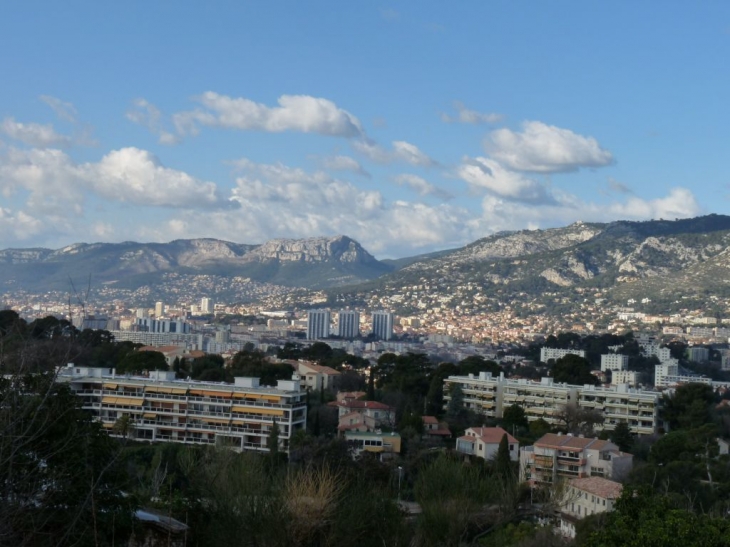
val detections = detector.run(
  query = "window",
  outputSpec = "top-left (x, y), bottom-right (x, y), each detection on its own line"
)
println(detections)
top-left (509, 444), bottom-right (514, 450)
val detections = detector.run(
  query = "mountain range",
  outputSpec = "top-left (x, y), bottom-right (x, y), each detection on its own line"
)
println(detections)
top-left (3, 215), bottom-right (730, 313)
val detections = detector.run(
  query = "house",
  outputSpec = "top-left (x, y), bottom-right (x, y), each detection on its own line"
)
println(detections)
top-left (328, 399), bottom-right (395, 431)
top-left (520, 433), bottom-right (633, 484)
top-left (291, 360), bottom-right (341, 391)
top-left (456, 427), bottom-right (519, 461)
top-left (558, 477), bottom-right (623, 538)
top-left (337, 391), bottom-right (366, 403)
top-left (344, 431), bottom-right (401, 461)
top-left (422, 416), bottom-right (451, 439)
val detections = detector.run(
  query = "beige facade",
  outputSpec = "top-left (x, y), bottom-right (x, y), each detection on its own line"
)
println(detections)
top-left (519, 433), bottom-right (633, 485)
top-left (558, 477), bottom-right (623, 538)
top-left (58, 366), bottom-right (307, 453)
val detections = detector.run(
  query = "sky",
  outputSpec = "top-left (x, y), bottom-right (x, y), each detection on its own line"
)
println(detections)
top-left (0, 2), bottom-right (728, 258)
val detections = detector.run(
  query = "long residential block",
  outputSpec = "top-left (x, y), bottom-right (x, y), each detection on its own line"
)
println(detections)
top-left (444, 372), bottom-right (660, 435)
top-left (57, 366), bottom-right (307, 453)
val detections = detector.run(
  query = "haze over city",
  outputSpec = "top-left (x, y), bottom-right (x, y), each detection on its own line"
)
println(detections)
top-left (2, 3), bottom-right (729, 257)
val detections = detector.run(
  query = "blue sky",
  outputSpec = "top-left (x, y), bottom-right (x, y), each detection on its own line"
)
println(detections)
top-left (0, 2), bottom-right (728, 257)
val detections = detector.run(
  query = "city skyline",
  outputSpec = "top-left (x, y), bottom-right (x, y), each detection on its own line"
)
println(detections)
top-left (1, 4), bottom-right (729, 257)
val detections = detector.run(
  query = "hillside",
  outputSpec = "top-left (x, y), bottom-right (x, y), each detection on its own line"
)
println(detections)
top-left (0, 235), bottom-right (393, 293)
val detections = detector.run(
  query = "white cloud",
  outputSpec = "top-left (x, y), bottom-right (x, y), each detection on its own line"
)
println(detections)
top-left (394, 174), bottom-right (453, 200)
top-left (173, 92), bottom-right (364, 138)
top-left (1, 117), bottom-right (73, 148)
top-left (441, 101), bottom-right (503, 124)
top-left (353, 139), bottom-right (437, 167)
top-left (39, 95), bottom-right (78, 123)
top-left (87, 148), bottom-right (229, 208)
top-left (457, 156), bottom-right (553, 203)
top-left (476, 187), bottom-right (701, 233)
top-left (0, 146), bottom-right (231, 214)
top-left (486, 121), bottom-right (614, 173)
top-left (126, 98), bottom-right (179, 145)
top-left (0, 207), bottom-right (44, 243)
top-left (140, 158), bottom-right (474, 257)
top-left (320, 155), bottom-right (370, 177)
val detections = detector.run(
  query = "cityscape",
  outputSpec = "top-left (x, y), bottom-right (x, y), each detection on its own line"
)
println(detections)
top-left (2, 2), bottom-right (730, 546)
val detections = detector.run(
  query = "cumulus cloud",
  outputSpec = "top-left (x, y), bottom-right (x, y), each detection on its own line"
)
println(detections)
top-left (126, 98), bottom-right (180, 145)
top-left (173, 92), bottom-right (364, 138)
top-left (486, 121), bottom-right (614, 173)
top-left (441, 101), bottom-right (503, 124)
top-left (1, 118), bottom-right (73, 148)
top-left (87, 148), bottom-right (230, 208)
top-left (0, 207), bottom-right (44, 243)
top-left (457, 156), bottom-right (553, 203)
top-left (0, 146), bottom-right (231, 214)
top-left (353, 139), bottom-right (437, 167)
top-left (39, 95), bottom-right (78, 123)
top-left (394, 174), bottom-right (453, 200)
top-left (320, 155), bottom-right (370, 177)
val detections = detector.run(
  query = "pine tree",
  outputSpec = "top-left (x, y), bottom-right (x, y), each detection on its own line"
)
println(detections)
top-left (611, 421), bottom-right (634, 453)
top-left (367, 368), bottom-right (376, 400)
top-left (425, 374), bottom-right (444, 416)
top-left (446, 383), bottom-right (464, 420)
top-left (495, 433), bottom-right (513, 479)
top-left (267, 418), bottom-right (280, 458)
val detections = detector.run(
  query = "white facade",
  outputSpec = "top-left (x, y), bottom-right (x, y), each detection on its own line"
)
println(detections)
top-left (540, 348), bottom-right (586, 363)
top-left (558, 477), bottom-right (623, 538)
top-left (201, 297), bottom-right (213, 314)
top-left (136, 318), bottom-right (190, 334)
top-left (371, 310), bottom-right (394, 341)
top-left (611, 370), bottom-right (639, 387)
top-left (337, 310), bottom-right (360, 339)
top-left (455, 427), bottom-right (519, 461)
top-left (444, 372), bottom-right (660, 435)
top-left (600, 354), bottom-right (628, 372)
top-left (307, 309), bottom-right (331, 340)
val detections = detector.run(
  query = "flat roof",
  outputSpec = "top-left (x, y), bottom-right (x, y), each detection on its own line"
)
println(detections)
top-left (58, 374), bottom-right (303, 395)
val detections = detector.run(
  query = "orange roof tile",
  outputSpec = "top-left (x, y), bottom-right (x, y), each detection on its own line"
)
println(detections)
top-left (570, 477), bottom-right (623, 500)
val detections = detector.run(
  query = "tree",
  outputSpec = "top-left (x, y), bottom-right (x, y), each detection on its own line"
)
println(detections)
top-left (367, 368), bottom-right (375, 400)
top-left (268, 419), bottom-right (280, 459)
top-left (552, 354), bottom-right (599, 385)
top-left (611, 421), bottom-right (634, 453)
top-left (583, 487), bottom-right (730, 547)
top-left (502, 404), bottom-right (529, 433)
top-left (495, 433), bottom-right (513, 479)
top-left (446, 383), bottom-right (464, 420)
top-left (117, 350), bottom-right (168, 373)
top-left (425, 374), bottom-right (444, 416)
top-left (0, 375), bottom-right (134, 545)
top-left (662, 383), bottom-right (716, 431)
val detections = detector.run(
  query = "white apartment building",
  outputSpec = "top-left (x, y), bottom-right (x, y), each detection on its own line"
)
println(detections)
top-left (540, 348), bottom-right (586, 363)
top-left (519, 433), bottom-right (633, 485)
top-left (611, 370), bottom-right (639, 388)
top-left (444, 372), bottom-right (660, 435)
top-left (655, 361), bottom-right (712, 388)
top-left (201, 297), bottom-right (214, 314)
top-left (307, 309), bottom-right (331, 340)
top-left (600, 354), bottom-right (628, 372)
top-left (57, 366), bottom-right (307, 453)
top-left (371, 310), bottom-right (395, 341)
top-left (337, 310), bottom-right (360, 339)
top-left (558, 477), bottom-right (623, 538)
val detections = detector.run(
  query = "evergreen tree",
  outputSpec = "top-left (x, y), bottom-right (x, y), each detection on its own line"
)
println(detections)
top-left (611, 421), bottom-right (634, 452)
top-left (495, 433), bottom-right (512, 479)
top-left (268, 418), bottom-right (280, 458)
top-left (425, 374), bottom-right (444, 416)
top-left (367, 368), bottom-right (376, 400)
top-left (446, 383), bottom-right (464, 420)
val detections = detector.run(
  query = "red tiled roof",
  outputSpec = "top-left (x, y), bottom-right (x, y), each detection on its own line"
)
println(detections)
top-left (570, 477), bottom-right (623, 500)
top-left (422, 416), bottom-right (439, 424)
top-left (535, 433), bottom-right (615, 451)
top-left (467, 427), bottom-right (517, 444)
